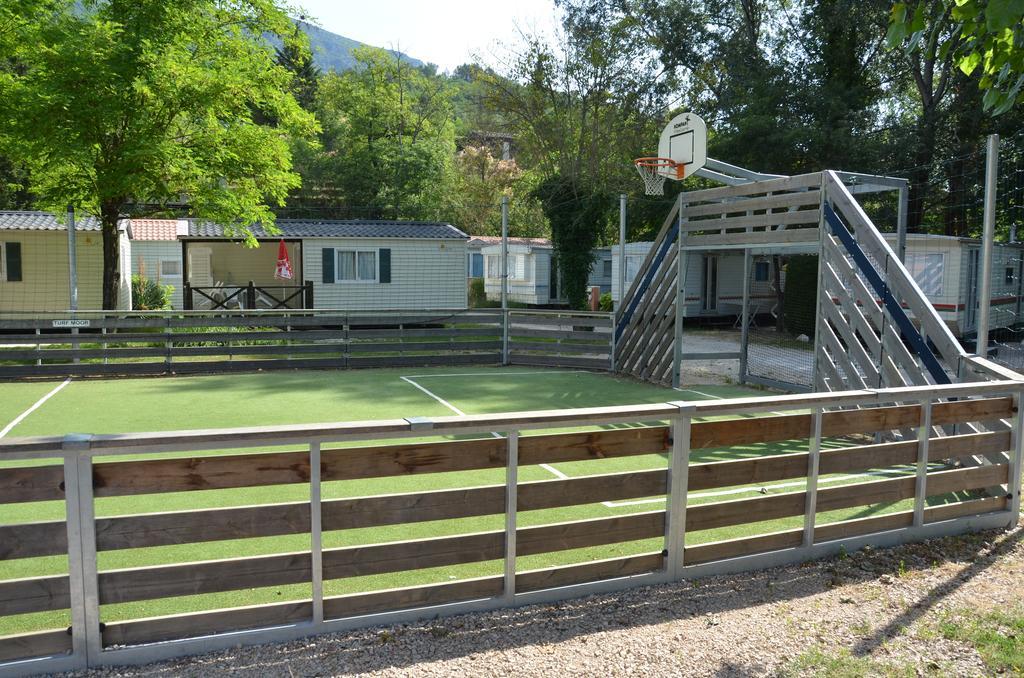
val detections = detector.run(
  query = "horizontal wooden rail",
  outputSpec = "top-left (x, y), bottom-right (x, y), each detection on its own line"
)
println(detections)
top-left (686, 464), bottom-right (1008, 533)
top-left (685, 495), bottom-right (1009, 565)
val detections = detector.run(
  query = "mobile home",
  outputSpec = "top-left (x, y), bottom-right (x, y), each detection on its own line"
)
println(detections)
top-left (0, 211), bottom-right (131, 313)
top-left (130, 219), bottom-right (188, 309)
top-left (612, 243), bottom-right (782, 318)
top-left (183, 219), bottom-right (469, 311)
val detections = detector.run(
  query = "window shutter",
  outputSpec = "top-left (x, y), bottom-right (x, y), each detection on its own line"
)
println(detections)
top-left (5, 242), bottom-right (22, 282)
top-left (321, 248), bottom-right (334, 283)
top-left (379, 248), bottom-right (391, 283)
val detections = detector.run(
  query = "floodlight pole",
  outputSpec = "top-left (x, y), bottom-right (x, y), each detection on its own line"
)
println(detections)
top-left (978, 134), bottom-right (998, 357)
top-left (67, 205), bottom-right (78, 312)
top-left (501, 195), bottom-right (510, 365)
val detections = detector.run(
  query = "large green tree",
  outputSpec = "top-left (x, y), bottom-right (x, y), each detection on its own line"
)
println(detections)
top-left (0, 0), bottom-right (317, 308)
top-left (483, 0), bottom-right (669, 308)
top-left (888, 0), bottom-right (1024, 115)
top-left (300, 47), bottom-right (457, 220)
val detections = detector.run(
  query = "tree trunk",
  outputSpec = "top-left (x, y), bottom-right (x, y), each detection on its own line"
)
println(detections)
top-left (906, 110), bottom-right (939, 233)
top-left (100, 201), bottom-right (121, 310)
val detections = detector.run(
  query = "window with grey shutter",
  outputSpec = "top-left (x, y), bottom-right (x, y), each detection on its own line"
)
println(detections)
top-left (379, 248), bottom-right (391, 283)
top-left (4, 242), bottom-right (22, 282)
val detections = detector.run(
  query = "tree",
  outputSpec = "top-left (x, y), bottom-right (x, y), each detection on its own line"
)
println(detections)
top-left (888, 0), bottom-right (1024, 115)
top-left (483, 0), bottom-right (668, 307)
top-left (0, 0), bottom-right (317, 308)
top-left (450, 145), bottom-right (548, 237)
top-left (304, 47), bottom-right (457, 220)
top-left (277, 28), bottom-right (321, 112)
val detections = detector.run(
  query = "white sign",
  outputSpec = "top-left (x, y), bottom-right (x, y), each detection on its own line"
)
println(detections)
top-left (52, 319), bottom-right (91, 328)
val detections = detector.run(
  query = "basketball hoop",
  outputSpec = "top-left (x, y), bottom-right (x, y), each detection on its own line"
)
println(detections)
top-left (634, 157), bottom-right (684, 195)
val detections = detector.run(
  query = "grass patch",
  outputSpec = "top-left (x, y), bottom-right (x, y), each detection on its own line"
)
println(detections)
top-left (784, 647), bottom-right (918, 678)
top-left (938, 607), bottom-right (1024, 674)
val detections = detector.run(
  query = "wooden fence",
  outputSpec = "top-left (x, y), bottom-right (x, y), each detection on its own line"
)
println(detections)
top-left (0, 378), bottom-right (1020, 674)
top-left (0, 310), bottom-right (614, 378)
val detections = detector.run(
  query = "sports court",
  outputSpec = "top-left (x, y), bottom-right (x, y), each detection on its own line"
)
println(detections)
top-left (0, 366), bottom-right (962, 638)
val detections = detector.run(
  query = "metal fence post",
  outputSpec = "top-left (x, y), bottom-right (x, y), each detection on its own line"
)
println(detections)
top-left (503, 431), bottom-right (519, 602)
top-left (1009, 392), bottom-right (1024, 525)
top-left (310, 442), bottom-right (324, 624)
top-left (977, 133), bottom-right (999, 357)
top-left (803, 407), bottom-right (822, 548)
top-left (739, 249), bottom-right (751, 384)
top-left (62, 434), bottom-right (100, 666)
top-left (665, 403), bottom-right (694, 579)
top-left (914, 399), bottom-right (933, 527)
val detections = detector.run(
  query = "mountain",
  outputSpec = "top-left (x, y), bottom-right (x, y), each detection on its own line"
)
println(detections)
top-left (296, 20), bottom-right (425, 72)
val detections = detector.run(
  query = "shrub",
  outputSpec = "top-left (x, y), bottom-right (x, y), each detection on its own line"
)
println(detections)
top-left (599, 292), bottom-right (613, 312)
top-left (468, 277), bottom-right (486, 308)
top-left (132, 274), bottom-right (174, 311)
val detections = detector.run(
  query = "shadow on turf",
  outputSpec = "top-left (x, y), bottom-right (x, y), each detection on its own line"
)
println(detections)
top-left (121, 525), bottom-right (1019, 677)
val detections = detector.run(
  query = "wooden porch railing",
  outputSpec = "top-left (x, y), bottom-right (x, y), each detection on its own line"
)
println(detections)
top-left (1, 378), bottom-right (1020, 674)
top-left (183, 281), bottom-right (314, 310)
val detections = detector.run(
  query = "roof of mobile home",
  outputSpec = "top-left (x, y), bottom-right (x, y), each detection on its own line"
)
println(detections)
top-left (468, 236), bottom-right (551, 248)
top-left (186, 219), bottom-right (468, 240)
top-left (0, 210), bottom-right (102, 231)
top-left (131, 219), bottom-right (186, 241)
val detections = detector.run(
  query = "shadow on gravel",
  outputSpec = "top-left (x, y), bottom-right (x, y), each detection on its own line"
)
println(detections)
top-left (850, 525), bottom-right (1022, 657)
top-left (97, 526), bottom-right (1019, 677)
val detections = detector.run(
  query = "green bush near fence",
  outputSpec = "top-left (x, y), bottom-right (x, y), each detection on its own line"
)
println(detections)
top-left (131, 274), bottom-right (174, 311)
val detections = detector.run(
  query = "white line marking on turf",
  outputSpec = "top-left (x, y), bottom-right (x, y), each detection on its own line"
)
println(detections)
top-left (402, 370), bottom-right (587, 379)
top-left (400, 376), bottom-right (467, 416)
top-left (401, 373), bottom-right (595, 481)
top-left (602, 466), bottom-right (934, 507)
top-left (674, 387), bottom-right (790, 416)
top-left (540, 463), bottom-right (569, 479)
top-left (0, 378), bottom-right (71, 438)
top-left (400, 376), bottom-right (502, 439)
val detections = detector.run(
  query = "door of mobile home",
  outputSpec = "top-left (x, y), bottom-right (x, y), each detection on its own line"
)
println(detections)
top-left (701, 254), bottom-right (718, 312)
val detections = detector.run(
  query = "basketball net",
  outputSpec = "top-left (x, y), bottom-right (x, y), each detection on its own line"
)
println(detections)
top-left (634, 158), bottom-right (683, 196)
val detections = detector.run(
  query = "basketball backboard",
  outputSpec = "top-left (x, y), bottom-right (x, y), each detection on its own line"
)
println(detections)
top-left (657, 112), bottom-right (707, 179)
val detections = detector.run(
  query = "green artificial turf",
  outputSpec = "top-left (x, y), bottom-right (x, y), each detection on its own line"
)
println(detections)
top-left (0, 367), bottom-right (974, 639)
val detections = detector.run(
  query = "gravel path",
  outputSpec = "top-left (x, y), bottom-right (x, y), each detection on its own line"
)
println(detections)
top-left (65, 522), bottom-right (1024, 678)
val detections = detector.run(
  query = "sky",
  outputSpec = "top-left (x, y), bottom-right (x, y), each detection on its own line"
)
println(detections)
top-left (297, 0), bottom-right (561, 72)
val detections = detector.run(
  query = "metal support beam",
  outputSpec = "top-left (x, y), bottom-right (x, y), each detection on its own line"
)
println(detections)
top-left (672, 195), bottom-right (685, 388)
top-left (896, 183), bottom-right (909, 263)
top-left (978, 134), bottom-right (999, 357)
top-left (803, 408), bottom-right (822, 547)
top-left (501, 196), bottom-right (510, 365)
top-left (739, 249), bottom-right (751, 384)
top-left (67, 205), bottom-right (78, 312)
top-left (914, 400), bottom-right (932, 527)
top-left (310, 442), bottom-right (323, 623)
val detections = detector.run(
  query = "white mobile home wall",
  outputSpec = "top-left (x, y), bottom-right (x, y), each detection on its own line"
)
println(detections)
top-left (482, 244), bottom-right (555, 305)
top-left (306, 237), bottom-right (467, 310)
top-left (132, 241), bottom-right (184, 309)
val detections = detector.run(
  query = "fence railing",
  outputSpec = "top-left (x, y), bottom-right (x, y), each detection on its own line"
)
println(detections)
top-left (1, 379), bottom-right (1020, 674)
top-left (0, 309), bottom-right (615, 378)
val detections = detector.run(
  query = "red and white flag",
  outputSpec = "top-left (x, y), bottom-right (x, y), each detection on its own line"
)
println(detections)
top-left (274, 239), bottom-right (293, 280)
